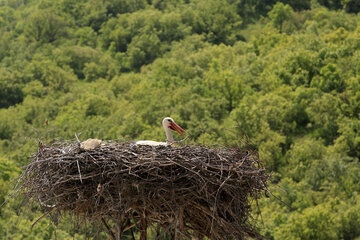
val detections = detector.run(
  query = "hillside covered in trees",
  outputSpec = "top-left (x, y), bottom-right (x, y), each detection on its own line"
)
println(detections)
top-left (1, 0), bottom-right (360, 239)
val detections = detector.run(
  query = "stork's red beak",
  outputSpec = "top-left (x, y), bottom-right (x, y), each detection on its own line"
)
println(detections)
top-left (169, 122), bottom-right (189, 136)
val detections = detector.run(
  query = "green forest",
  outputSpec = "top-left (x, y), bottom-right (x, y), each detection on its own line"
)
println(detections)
top-left (1, 0), bottom-right (360, 239)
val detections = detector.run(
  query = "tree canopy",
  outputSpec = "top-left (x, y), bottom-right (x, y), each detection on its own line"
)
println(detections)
top-left (0, 0), bottom-right (360, 239)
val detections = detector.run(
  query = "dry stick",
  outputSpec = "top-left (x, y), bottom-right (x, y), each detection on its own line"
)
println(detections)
top-left (156, 223), bottom-right (161, 239)
top-left (75, 133), bottom-right (81, 145)
top-left (122, 219), bottom-right (141, 232)
top-left (96, 223), bottom-right (101, 240)
top-left (179, 207), bottom-right (184, 234)
top-left (1, 166), bottom-right (31, 208)
top-left (155, 220), bottom-right (175, 240)
top-left (130, 215), bottom-right (139, 240)
top-left (210, 175), bottom-right (232, 236)
top-left (130, 227), bottom-right (136, 240)
top-left (76, 160), bottom-right (83, 184)
top-left (170, 135), bottom-right (189, 145)
top-left (174, 219), bottom-right (179, 240)
top-left (174, 207), bottom-right (185, 240)
top-left (53, 226), bottom-right (58, 240)
top-left (31, 208), bottom-right (56, 230)
top-left (101, 217), bottom-right (116, 240)
top-left (263, 185), bottom-right (291, 209)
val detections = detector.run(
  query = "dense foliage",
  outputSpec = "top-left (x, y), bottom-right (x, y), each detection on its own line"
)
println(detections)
top-left (0, 0), bottom-right (360, 239)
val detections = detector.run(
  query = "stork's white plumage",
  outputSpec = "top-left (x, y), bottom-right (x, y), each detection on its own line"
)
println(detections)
top-left (134, 117), bottom-right (188, 146)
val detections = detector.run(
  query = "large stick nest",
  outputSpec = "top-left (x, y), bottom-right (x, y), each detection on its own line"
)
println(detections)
top-left (21, 141), bottom-right (269, 239)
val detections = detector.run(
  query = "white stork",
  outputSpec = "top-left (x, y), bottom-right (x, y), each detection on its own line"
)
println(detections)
top-left (134, 117), bottom-right (188, 146)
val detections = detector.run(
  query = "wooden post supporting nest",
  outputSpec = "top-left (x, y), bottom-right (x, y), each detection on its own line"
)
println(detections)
top-left (174, 207), bottom-right (185, 240)
top-left (115, 221), bottom-right (122, 240)
top-left (140, 217), bottom-right (147, 240)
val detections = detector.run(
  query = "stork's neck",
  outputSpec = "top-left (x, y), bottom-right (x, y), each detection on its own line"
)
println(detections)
top-left (164, 126), bottom-right (174, 143)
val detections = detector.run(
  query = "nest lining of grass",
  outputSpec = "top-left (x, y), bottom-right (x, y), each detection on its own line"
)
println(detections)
top-left (21, 141), bottom-right (269, 240)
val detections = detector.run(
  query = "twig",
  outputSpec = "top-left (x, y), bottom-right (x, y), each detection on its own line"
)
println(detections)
top-left (54, 226), bottom-right (57, 240)
top-left (210, 174), bottom-right (232, 234)
top-left (31, 208), bottom-right (56, 230)
top-left (122, 219), bottom-right (141, 232)
top-left (156, 220), bottom-right (175, 240)
top-left (264, 185), bottom-right (291, 209)
top-left (75, 133), bottom-right (81, 145)
top-left (102, 218), bottom-right (116, 240)
top-left (130, 227), bottom-right (136, 240)
top-left (76, 160), bottom-right (83, 184)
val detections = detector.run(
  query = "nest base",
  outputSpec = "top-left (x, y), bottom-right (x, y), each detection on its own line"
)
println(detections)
top-left (21, 142), bottom-right (269, 239)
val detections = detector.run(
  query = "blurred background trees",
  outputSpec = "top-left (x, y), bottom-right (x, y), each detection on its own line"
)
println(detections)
top-left (0, 0), bottom-right (360, 239)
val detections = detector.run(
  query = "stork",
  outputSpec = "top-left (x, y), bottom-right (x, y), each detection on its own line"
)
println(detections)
top-left (134, 117), bottom-right (188, 146)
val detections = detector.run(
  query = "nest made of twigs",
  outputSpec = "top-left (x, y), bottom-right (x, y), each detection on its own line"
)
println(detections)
top-left (21, 141), bottom-right (269, 240)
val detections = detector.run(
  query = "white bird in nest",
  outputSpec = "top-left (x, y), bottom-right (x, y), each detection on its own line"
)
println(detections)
top-left (134, 117), bottom-right (189, 146)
